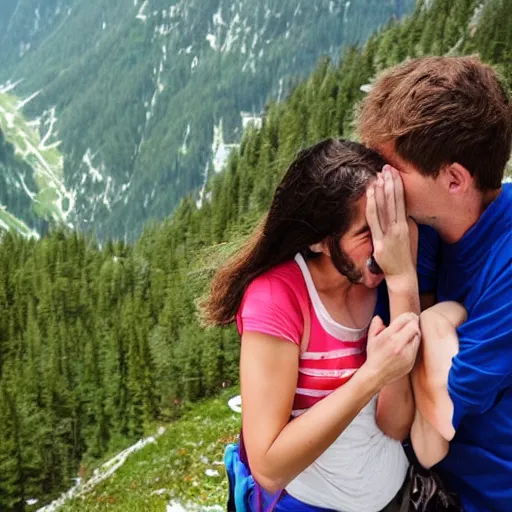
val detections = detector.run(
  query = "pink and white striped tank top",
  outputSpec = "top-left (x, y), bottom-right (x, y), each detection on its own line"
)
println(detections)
top-left (236, 253), bottom-right (368, 416)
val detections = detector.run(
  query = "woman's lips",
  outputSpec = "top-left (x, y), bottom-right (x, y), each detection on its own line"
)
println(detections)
top-left (366, 255), bottom-right (383, 275)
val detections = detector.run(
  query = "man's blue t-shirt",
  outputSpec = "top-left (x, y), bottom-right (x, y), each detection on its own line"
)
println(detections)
top-left (417, 183), bottom-right (512, 512)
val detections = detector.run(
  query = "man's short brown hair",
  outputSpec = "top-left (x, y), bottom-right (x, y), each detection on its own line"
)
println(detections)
top-left (357, 55), bottom-right (512, 190)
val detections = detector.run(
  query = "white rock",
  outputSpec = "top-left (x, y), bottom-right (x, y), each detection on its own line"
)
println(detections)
top-left (150, 488), bottom-right (168, 496)
top-left (228, 395), bottom-right (242, 413)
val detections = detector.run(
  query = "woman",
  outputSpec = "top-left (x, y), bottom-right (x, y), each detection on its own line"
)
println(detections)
top-left (203, 139), bottom-right (421, 511)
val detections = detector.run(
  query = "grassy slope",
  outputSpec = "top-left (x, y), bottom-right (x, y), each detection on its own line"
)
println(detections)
top-left (59, 389), bottom-right (241, 512)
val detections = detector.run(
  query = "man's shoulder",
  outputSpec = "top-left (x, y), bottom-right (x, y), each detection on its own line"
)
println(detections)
top-left (469, 231), bottom-right (512, 316)
top-left (458, 226), bottom-right (511, 312)
top-left (475, 184), bottom-right (512, 276)
top-left (485, 227), bottom-right (512, 271)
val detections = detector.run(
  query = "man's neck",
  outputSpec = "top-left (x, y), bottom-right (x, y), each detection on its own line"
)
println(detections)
top-left (435, 188), bottom-right (502, 244)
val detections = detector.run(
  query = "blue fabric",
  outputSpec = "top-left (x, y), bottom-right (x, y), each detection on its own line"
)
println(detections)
top-left (224, 443), bottom-right (336, 512)
top-left (253, 489), bottom-right (337, 512)
top-left (418, 183), bottom-right (512, 512)
top-left (416, 223), bottom-right (441, 294)
top-left (374, 280), bottom-right (390, 326)
top-left (224, 443), bottom-right (255, 512)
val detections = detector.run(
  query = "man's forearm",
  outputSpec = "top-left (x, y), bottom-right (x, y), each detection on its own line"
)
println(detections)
top-left (410, 407), bottom-right (449, 468)
top-left (376, 275), bottom-right (419, 439)
top-left (412, 359), bottom-right (455, 442)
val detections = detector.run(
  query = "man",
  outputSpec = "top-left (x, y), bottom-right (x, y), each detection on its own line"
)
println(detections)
top-left (357, 55), bottom-right (512, 512)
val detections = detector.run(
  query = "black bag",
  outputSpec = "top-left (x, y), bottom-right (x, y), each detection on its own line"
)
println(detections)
top-left (402, 439), bottom-right (462, 512)
top-left (408, 467), bottom-right (461, 512)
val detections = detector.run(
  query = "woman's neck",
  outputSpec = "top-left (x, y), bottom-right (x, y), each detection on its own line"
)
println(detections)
top-left (306, 256), bottom-right (376, 329)
top-left (307, 255), bottom-right (354, 295)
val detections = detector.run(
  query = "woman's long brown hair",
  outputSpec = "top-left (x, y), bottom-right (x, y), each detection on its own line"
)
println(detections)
top-left (202, 138), bottom-right (385, 326)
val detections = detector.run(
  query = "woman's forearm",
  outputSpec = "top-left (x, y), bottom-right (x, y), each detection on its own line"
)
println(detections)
top-left (252, 367), bottom-right (380, 493)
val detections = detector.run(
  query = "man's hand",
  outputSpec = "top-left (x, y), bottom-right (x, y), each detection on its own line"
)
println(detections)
top-left (366, 166), bottom-right (416, 288)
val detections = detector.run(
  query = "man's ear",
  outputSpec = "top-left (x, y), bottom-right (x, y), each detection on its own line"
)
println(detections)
top-left (442, 163), bottom-right (473, 195)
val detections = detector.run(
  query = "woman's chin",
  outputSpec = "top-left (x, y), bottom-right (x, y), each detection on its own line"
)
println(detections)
top-left (362, 269), bottom-right (385, 288)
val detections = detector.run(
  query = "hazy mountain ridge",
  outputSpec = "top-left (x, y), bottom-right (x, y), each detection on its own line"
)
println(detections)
top-left (0, 0), bottom-right (414, 240)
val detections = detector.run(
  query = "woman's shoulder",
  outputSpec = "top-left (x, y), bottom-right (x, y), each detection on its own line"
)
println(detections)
top-left (246, 258), bottom-right (306, 303)
top-left (237, 259), bottom-right (307, 343)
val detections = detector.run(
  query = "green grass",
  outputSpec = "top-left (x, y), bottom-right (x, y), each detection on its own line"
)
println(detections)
top-left (59, 389), bottom-right (241, 511)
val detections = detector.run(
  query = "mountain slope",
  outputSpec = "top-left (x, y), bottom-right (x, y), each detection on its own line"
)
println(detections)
top-left (0, 0), bottom-right (415, 240)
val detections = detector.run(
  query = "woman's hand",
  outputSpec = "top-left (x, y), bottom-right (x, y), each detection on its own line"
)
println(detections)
top-left (366, 166), bottom-right (417, 288)
top-left (363, 313), bottom-right (420, 388)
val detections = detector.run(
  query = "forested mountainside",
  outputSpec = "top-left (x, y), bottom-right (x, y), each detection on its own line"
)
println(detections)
top-left (1, 0), bottom-right (511, 509)
top-left (0, 0), bottom-right (414, 241)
